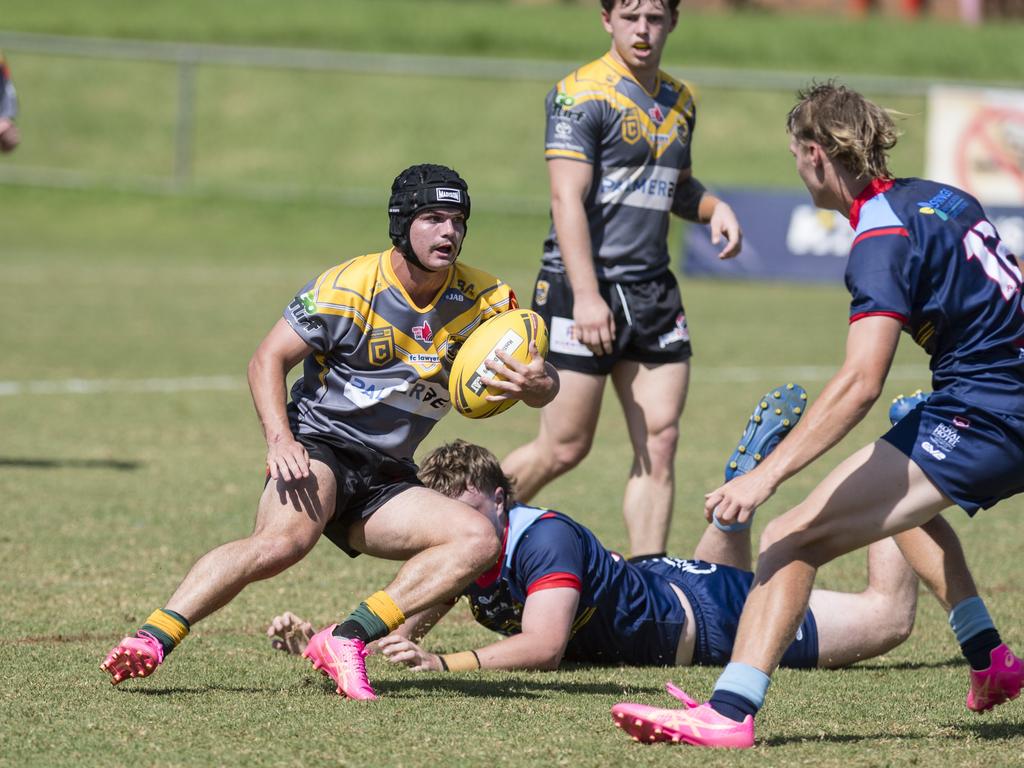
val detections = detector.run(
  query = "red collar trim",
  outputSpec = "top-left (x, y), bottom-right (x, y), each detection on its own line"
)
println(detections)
top-left (474, 521), bottom-right (509, 588)
top-left (848, 178), bottom-right (895, 231)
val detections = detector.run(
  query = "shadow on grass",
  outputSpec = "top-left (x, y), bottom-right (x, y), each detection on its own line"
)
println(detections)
top-left (0, 457), bottom-right (142, 471)
top-left (848, 655), bottom-right (963, 671)
top-left (763, 718), bottom-right (1024, 747)
top-left (372, 677), bottom-right (664, 699)
top-left (122, 685), bottom-right (273, 696)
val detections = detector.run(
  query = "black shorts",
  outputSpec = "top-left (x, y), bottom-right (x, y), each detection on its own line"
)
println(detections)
top-left (265, 433), bottom-right (422, 558)
top-left (531, 268), bottom-right (693, 376)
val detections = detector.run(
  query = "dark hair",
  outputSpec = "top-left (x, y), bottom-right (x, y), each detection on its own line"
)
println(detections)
top-left (418, 440), bottom-right (515, 503)
top-left (601, 0), bottom-right (680, 13)
top-left (786, 81), bottom-right (899, 180)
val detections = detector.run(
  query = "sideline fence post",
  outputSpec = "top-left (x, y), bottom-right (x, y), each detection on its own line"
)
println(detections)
top-left (174, 56), bottom-right (197, 187)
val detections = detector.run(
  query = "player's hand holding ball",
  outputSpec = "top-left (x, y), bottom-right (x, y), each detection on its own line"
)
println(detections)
top-left (448, 309), bottom-right (555, 419)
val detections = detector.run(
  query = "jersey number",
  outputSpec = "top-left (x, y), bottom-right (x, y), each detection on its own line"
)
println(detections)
top-left (963, 220), bottom-right (1022, 302)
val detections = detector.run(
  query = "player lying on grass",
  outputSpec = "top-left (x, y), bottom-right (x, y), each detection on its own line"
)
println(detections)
top-left (100, 164), bottom-right (558, 700)
top-left (267, 391), bottom-right (920, 676)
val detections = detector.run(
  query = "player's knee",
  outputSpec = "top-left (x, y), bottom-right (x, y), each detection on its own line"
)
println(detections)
top-left (641, 422), bottom-right (679, 469)
top-left (548, 437), bottom-right (592, 473)
top-left (452, 516), bottom-right (501, 573)
top-left (250, 533), bottom-right (315, 579)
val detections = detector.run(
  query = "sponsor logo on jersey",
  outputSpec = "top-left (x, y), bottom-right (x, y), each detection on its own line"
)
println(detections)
top-left (534, 280), bottom-right (550, 307)
top-left (621, 109), bottom-right (641, 144)
top-left (917, 188), bottom-right (967, 221)
top-left (435, 188), bottom-right (462, 203)
top-left (599, 165), bottom-right (678, 211)
top-left (555, 92), bottom-right (575, 108)
top-left (658, 312), bottom-right (690, 348)
top-left (443, 289), bottom-right (465, 303)
top-left (288, 291), bottom-right (324, 332)
top-left (407, 354), bottom-right (440, 364)
top-left (554, 121), bottom-right (573, 139)
top-left (953, 415), bottom-right (971, 429)
top-left (413, 320), bottom-right (434, 344)
top-left (368, 327), bottom-right (395, 366)
top-left (343, 375), bottom-right (450, 417)
top-left (920, 440), bottom-right (947, 460)
top-left (930, 423), bottom-right (961, 451)
top-left (648, 105), bottom-right (665, 124)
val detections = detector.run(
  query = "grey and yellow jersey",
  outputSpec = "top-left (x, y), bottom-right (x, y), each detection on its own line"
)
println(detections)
top-left (283, 250), bottom-right (518, 460)
top-left (542, 54), bottom-right (697, 283)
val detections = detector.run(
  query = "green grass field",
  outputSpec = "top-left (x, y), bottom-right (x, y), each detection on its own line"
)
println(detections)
top-left (3, 3), bottom-right (1024, 766)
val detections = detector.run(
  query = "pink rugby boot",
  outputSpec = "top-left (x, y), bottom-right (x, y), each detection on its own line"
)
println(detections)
top-left (611, 682), bottom-right (754, 749)
top-left (302, 624), bottom-right (377, 701)
top-left (967, 643), bottom-right (1024, 712)
top-left (100, 631), bottom-right (164, 685)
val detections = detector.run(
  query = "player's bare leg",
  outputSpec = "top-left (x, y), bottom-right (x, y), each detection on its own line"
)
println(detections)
top-left (612, 360), bottom-right (689, 558)
top-left (502, 370), bottom-right (605, 501)
top-left (101, 461), bottom-right (335, 684)
top-left (731, 441), bottom-right (948, 676)
top-left (810, 536), bottom-right (918, 668)
top-left (301, 486), bottom-right (501, 700)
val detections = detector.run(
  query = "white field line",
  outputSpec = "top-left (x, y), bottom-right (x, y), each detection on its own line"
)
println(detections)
top-left (0, 366), bottom-right (929, 397)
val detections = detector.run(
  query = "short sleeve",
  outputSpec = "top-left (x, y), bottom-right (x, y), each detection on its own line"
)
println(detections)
top-left (544, 85), bottom-right (601, 164)
top-left (513, 516), bottom-right (585, 596)
top-left (283, 271), bottom-right (354, 353)
top-left (846, 231), bottom-right (913, 324)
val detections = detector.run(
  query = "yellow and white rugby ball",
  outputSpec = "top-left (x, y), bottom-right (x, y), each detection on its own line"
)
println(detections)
top-left (448, 309), bottom-right (549, 419)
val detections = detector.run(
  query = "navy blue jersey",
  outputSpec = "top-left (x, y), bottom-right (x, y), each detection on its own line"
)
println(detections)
top-left (463, 504), bottom-right (686, 665)
top-left (846, 178), bottom-right (1024, 415)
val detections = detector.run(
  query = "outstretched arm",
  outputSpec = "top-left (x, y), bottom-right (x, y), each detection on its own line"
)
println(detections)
top-left (705, 315), bottom-right (901, 528)
top-left (379, 588), bottom-right (580, 672)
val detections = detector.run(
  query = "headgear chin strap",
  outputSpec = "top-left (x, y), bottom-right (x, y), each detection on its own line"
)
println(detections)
top-left (388, 164), bottom-right (471, 271)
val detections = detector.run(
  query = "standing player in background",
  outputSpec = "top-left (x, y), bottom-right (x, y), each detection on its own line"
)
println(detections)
top-left (0, 51), bottom-right (20, 153)
top-left (502, 0), bottom-right (742, 560)
top-left (612, 82), bottom-right (1024, 749)
top-left (101, 164), bottom-right (559, 701)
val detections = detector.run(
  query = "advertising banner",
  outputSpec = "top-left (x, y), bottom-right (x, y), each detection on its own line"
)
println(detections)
top-left (683, 187), bottom-right (1024, 282)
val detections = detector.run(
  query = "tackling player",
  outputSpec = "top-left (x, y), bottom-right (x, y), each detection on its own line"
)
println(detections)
top-left (100, 164), bottom-right (559, 700)
top-left (612, 82), bottom-right (1024, 749)
top-left (267, 428), bottom-right (919, 677)
top-left (502, 0), bottom-right (742, 561)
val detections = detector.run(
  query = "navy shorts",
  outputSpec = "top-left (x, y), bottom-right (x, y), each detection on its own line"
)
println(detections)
top-left (265, 433), bottom-right (421, 558)
top-left (531, 268), bottom-right (693, 376)
top-left (882, 391), bottom-right (1024, 515)
top-left (635, 557), bottom-right (819, 669)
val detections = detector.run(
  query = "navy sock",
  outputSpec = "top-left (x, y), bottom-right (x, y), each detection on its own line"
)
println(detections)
top-left (963, 628), bottom-right (1002, 671)
top-left (709, 689), bottom-right (759, 722)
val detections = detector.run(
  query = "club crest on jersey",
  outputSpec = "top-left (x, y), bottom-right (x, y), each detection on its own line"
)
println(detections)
top-left (622, 109), bottom-right (641, 144)
top-left (534, 280), bottom-right (550, 307)
top-left (413, 321), bottom-right (434, 345)
top-left (368, 327), bottom-right (395, 366)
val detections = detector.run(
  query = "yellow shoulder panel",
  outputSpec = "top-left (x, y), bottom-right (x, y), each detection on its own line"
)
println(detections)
top-left (312, 251), bottom-right (385, 329)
